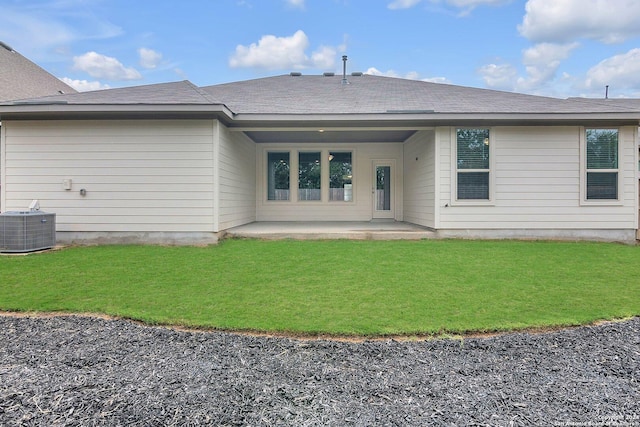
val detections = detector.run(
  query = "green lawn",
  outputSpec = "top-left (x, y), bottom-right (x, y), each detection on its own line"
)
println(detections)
top-left (1, 239), bottom-right (638, 336)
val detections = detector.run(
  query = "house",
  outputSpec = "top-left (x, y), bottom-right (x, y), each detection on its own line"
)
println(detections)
top-left (0, 41), bottom-right (77, 211)
top-left (0, 41), bottom-right (76, 102)
top-left (0, 71), bottom-right (639, 244)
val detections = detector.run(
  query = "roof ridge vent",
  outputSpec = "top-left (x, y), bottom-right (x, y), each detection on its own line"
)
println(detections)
top-left (290, 72), bottom-right (302, 77)
top-left (351, 72), bottom-right (363, 77)
top-left (323, 72), bottom-right (335, 77)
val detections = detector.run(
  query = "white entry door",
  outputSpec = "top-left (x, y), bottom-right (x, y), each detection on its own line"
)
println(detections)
top-left (372, 161), bottom-right (394, 219)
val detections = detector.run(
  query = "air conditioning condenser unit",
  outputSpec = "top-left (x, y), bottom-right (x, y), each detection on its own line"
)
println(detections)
top-left (0, 211), bottom-right (56, 253)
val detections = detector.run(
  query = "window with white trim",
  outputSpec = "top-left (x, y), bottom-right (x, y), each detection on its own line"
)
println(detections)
top-left (329, 151), bottom-right (353, 201)
top-left (456, 128), bottom-right (491, 200)
top-left (265, 149), bottom-right (355, 203)
top-left (267, 152), bottom-right (290, 201)
top-left (585, 128), bottom-right (618, 200)
top-left (298, 151), bottom-right (321, 201)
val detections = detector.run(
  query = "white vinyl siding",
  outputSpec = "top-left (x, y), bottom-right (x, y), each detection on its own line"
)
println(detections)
top-left (436, 127), bottom-right (451, 229)
top-left (403, 130), bottom-right (436, 228)
top-left (438, 126), bottom-right (637, 230)
top-left (217, 124), bottom-right (256, 231)
top-left (2, 120), bottom-right (216, 232)
top-left (0, 124), bottom-right (5, 211)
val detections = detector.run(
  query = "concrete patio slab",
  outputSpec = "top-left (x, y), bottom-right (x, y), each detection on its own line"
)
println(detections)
top-left (225, 221), bottom-right (436, 240)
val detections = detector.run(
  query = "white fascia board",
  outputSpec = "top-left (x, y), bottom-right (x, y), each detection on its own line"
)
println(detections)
top-left (228, 112), bottom-right (640, 125)
top-left (228, 125), bottom-right (437, 132)
top-left (0, 104), bottom-right (235, 119)
top-left (1, 105), bottom-right (638, 126)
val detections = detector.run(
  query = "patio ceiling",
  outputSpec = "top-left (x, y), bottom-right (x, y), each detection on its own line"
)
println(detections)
top-left (244, 129), bottom-right (417, 144)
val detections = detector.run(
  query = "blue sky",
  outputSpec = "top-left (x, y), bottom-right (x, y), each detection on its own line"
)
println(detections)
top-left (2, 0), bottom-right (640, 98)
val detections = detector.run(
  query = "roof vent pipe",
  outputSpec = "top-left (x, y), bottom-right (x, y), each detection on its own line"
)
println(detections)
top-left (342, 55), bottom-right (349, 85)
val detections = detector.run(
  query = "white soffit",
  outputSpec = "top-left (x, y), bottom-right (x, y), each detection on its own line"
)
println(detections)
top-left (244, 129), bottom-right (418, 143)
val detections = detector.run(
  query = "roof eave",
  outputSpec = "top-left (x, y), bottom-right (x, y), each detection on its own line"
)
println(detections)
top-left (1, 107), bottom-right (639, 128)
top-left (0, 103), bottom-right (235, 123)
top-left (227, 112), bottom-right (640, 129)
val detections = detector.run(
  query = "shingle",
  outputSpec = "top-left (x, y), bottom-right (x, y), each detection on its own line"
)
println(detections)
top-left (3, 67), bottom-right (640, 116)
top-left (567, 97), bottom-right (640, 111)
top-left (0, 42), bottom-right (77, 101)
top-left (201, 74), bottom-right (640, 115)
top-left (9, 80), bottom-right (216, 105)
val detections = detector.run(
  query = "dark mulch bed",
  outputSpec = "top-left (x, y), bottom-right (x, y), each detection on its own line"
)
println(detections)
top-left (0, 315), bottom-right (638, 426)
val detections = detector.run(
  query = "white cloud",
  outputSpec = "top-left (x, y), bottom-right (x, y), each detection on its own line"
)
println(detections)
top-left (516, 42), bottom-right (579, 90)
top-left (443, 0), bottom-right (511, 14)
top-left (445, 0), bottom-right (510, 6)
top-left (422, 76), bottom-right (451, 84)
top-left (365, 67), bottom-right (451, 83)
top-left (285, 0), bottom-right (305, 8)
top-left (477, 43), bottom-right (579, 94)
top-left (310, 46), bottom-right (337, 69)
top-left (404, 71), bottom-right (421, 80)
top-left (390, 0), bottom-right (509, 13)
top-left (0, 10), bottom-right (74, 52)
top-left (519, 0), bottom-right (640, 43)
top-left (60, 77), bottom-right (110, 92)
top-left (138, 48), bottom-right (163, 69)
top-left (337, 34), bottom-right (349, 54)
top-left (229, 30), bottom-right (338, 70)
top-left (0, 3), bottom-right (122, 61)
top-left (477, 63), bottom-right (518, 90)
top-left (366, 67), bottom-right (401, 77)
top-left (388, 0), bottom-right (422, 9)
top-left (72, 51), bottom-right (142, 81)
top-left (174, 68), bottom-right (188, 79)
top-left (584, 48), bottom-right (640, 93)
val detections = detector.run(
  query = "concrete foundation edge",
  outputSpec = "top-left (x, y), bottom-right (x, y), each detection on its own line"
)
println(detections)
top-left (56, 231), bottom-right (224, 246)
top-left (55, 228), bottom-right (637, 245)
top-left (434, 228), bottom-right (638, 244)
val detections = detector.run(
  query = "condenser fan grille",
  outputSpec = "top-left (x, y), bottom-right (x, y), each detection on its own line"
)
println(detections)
top-left (0, 211), bottom-right (56, 253)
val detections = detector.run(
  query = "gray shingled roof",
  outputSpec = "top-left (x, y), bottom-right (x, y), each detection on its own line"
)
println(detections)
top-left (568, 97), bottom-right (640, 111)
top-left (2, 71), bottom-right (640, 122)
top-left (200, 74), bottom-right (640, 115)
top-left (17, 80), bottom-right (218, 105)
top-left (0, 41), bottom-right (76, 102)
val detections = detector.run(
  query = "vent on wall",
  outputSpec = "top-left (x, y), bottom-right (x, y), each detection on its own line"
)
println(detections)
top-left (0, 211), bottom-right (56, 253)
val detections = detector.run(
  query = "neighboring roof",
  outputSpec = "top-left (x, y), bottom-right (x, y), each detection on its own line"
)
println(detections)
top-left (0, 41), bottom-right (76, 102)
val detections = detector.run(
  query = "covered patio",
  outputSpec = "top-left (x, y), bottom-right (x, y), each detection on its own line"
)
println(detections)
top-left (224, 221), bottom-right (435, 240)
